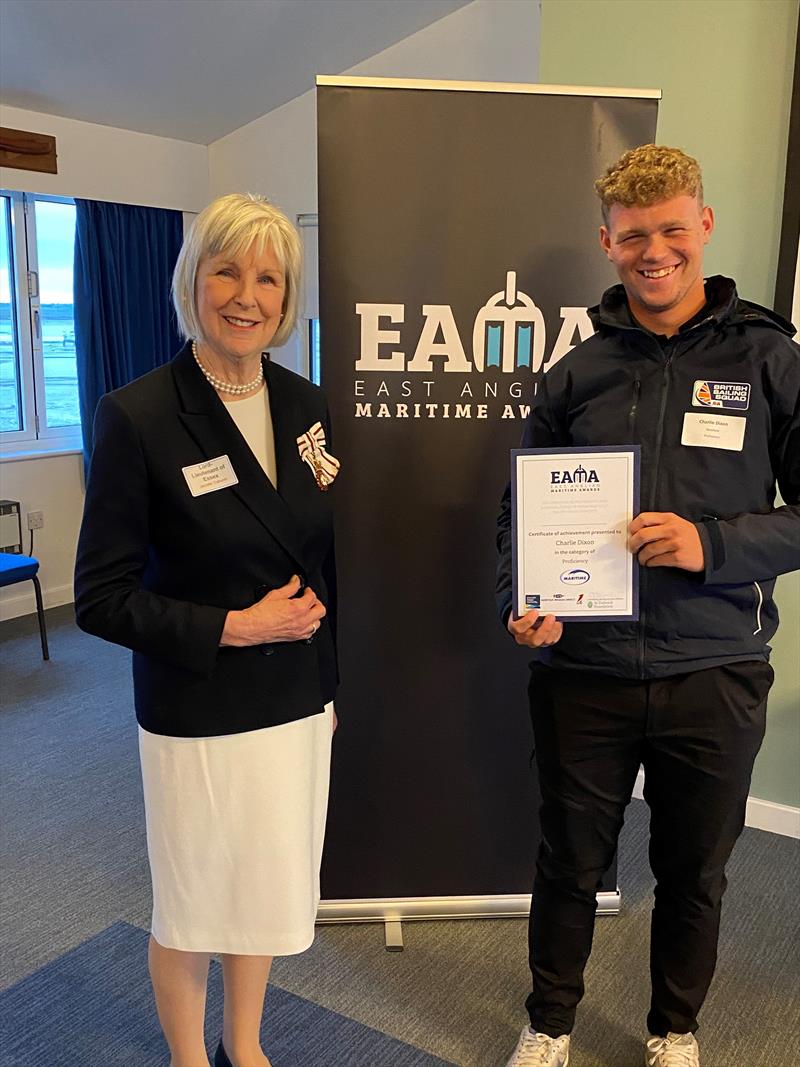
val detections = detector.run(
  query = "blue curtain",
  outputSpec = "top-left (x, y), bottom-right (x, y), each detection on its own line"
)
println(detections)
top-left (74, 199), bottom-right (183, 462)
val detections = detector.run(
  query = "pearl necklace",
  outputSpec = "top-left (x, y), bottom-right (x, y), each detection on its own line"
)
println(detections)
top-left (192, 341), bottom-right (264, 396)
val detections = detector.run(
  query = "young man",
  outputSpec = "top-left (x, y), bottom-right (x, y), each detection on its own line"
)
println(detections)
top-left (496, 145), bottom-right (800, 1067)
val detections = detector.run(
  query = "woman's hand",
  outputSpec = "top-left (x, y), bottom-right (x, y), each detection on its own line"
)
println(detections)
top-left (221, 575), bottom-right (326, 646)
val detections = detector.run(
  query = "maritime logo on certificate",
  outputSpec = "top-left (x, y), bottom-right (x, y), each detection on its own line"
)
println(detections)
top-left (514, 447), bottom-right (639, 622)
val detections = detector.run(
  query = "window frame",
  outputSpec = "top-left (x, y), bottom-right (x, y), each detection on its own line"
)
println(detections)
top-left (309, 317), bottom-right (321, 386)
top-left (0, 189), bottom-right (82, 457)
top-left (298, 213), bottom-right (319, 384)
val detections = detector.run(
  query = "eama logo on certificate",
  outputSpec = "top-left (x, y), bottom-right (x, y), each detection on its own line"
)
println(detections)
top-left (560, 568), bottom-right (591, 584)
top-left (550, 464), bottom-right (600, 486)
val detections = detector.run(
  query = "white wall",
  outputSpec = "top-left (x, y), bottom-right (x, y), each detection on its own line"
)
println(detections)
top-left (0, 0), bottom-right (540, 618)
top-left (210, 0), bottom-right (541, 220)
top-left (0, 105), bottom-right (209, 211)
top-left (0, 107), bottom-right (211, 618)
top-left (208, 0), bottom-right (542, 372)
top-left (0, 453), bottom-right (84, 619)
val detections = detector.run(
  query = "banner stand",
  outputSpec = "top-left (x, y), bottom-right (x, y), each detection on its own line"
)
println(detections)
top-left (318, 892), bottom-right (621, 950)
top-left (316, 76), bottom-right (659, 940)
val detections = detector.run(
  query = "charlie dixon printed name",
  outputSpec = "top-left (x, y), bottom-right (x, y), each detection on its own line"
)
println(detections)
top-left (352, 272), bottom-right (593, 420)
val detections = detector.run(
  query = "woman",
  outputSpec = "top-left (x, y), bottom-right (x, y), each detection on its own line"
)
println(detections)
top-left (75, 193), bottom-right (339, 1067)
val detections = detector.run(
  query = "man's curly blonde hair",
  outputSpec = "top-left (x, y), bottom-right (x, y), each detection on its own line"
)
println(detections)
top-left (595, 144), bottom-right (703, 224)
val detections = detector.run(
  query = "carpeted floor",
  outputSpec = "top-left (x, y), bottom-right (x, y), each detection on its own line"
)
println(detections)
top-left (0, 922), bottom-right (454, 1067)
top-left (1, 606), bottom-right (799, 1066)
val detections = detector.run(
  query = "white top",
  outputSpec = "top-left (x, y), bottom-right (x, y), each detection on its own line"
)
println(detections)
top-left (223, 383), bottom-right (277, 487)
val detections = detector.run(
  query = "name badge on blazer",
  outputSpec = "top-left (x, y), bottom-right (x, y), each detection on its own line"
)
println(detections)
top-left (182, 455), bottom-right (239, 497)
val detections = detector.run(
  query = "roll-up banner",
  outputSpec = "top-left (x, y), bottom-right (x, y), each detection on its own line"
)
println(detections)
top-left (317, 78), bottom-right (659, 919)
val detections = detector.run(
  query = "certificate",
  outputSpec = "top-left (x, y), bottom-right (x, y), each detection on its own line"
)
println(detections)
top-left (512, 446), bottom-right (640, 622)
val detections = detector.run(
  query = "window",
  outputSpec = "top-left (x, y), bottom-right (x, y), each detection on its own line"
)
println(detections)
top-left (298, 213), bottom-right (319, 384)
top-left (0, 191), bottom-right (81, 453)
top-left (309, 318), bottom-right (321, 385)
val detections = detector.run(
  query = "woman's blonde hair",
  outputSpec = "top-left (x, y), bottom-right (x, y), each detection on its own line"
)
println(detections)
top-left (595, 145), bottom-right (704, 223)
top-left (172, 192), bottom-right (302, 350)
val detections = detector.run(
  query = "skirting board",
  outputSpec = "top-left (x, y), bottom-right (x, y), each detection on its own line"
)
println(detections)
top-left (318, 891), bottom-right (621, 924)
top-left (632, 767), bottom-right (800, 839)
top-left (0, 581), bottom-right (73, 622)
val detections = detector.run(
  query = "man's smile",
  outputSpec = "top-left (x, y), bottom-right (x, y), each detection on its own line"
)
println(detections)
top-left (639, 266), bottom-right (679, 279)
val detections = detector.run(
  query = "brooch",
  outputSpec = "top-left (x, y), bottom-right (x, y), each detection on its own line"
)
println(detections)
top-left (296, 422), bottom-right (340, 491)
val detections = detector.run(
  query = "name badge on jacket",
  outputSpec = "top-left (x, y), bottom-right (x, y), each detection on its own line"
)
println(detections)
top-left (681, 412), bottom-right (746, 452)
top-left (182, 455), bottom-right (239, 497)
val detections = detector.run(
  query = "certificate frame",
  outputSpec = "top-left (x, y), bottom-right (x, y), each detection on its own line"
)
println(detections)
top-left (511, 445), bottom-right (640, 623)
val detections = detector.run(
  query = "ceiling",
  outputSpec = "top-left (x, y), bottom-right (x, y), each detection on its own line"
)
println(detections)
top-left (0, 0), bottom-right (471, 144)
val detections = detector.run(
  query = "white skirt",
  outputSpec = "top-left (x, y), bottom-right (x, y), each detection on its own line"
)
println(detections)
top-left (138, 704), bottom-right (333, 956)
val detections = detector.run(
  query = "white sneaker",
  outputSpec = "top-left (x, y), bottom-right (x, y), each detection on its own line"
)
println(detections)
top-left (506, 1026), bottom-right (570, 1066)
top-left (645, 1032), bottom-right (700, 1066)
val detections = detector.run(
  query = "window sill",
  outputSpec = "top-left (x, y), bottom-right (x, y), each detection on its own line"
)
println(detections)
top-left (0, 444), bottom-right (83, 463)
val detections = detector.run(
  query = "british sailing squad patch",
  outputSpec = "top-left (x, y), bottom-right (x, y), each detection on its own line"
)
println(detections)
top-left (692, 380), bottom-right (750, 411)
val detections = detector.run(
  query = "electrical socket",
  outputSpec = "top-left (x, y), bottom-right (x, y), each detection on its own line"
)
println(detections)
top-left (27, 510), bottom-right (44, 531)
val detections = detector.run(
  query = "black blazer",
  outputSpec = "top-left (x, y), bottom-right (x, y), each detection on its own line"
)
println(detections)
top-left (75, 342), bottom-right (338, 737)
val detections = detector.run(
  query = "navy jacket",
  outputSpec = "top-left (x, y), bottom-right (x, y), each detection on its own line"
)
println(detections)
top-left (496, 277), bottom-right (800, 679)
top-left (75, 342), bottom-right (338, 736)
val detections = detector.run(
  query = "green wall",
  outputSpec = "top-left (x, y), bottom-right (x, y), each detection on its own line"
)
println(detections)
top-left (541, 0), bottom-right (800, 808)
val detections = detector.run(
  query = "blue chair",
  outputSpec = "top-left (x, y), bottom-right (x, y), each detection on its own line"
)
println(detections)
top-left (0, 553), bottom-right (49, 660)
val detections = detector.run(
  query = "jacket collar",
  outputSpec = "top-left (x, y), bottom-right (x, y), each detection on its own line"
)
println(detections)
top-left (171, 341), bottom-right (310, 575)
top-left (588, 275), bottom-right (795, 338)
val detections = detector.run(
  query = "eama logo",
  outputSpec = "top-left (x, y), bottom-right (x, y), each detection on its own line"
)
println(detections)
top-left (560, 568), bottom-right (591, 585)
top-left (355, 271), bottom-right (592, 375)
top-left (550, 464), bottom-right (600, 486)
top-left (473, 271), bottom-right (545, 372)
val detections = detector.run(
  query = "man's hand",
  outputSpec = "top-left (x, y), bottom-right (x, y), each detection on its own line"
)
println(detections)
top-left (628, 512), bottom-right (705, 572)
top-left (508, 610), bottom-right (563, 648)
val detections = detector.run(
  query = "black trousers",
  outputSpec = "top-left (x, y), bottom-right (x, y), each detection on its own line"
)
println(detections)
top-left (526, 660), bottom-right (772, 1039)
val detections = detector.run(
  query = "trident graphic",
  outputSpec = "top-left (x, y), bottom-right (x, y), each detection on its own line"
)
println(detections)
top-left (472, 271), bottom-right (546, 373)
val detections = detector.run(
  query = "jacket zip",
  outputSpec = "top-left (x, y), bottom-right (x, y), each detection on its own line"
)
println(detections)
top-left (649, 345), bottom-right (677, 508)
top-left (633, 319), bottom-right (715, 678)
top-left (628, 377), bottom-right (641, 442)
top-left (637, 340), bottom-right (677, 678)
